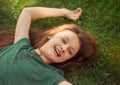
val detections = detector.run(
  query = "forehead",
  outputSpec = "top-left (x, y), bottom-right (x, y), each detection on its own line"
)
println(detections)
top-left (57, 30), bottom-right (77, 37)
top-left (56, 30), bottom-right (80, 53)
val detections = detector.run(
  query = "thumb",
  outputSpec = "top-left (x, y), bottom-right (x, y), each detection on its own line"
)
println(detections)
top-left (74, 7), bottom-right (82, 13)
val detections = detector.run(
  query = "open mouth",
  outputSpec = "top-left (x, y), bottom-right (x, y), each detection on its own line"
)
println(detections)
top-left (54, 46), bottom-right (61, 57)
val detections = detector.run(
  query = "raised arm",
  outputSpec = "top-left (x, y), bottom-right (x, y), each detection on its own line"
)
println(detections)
top-left (14, 7), bottom-right (82, 43)
top-left (14, 7), bottom-right (64, 43)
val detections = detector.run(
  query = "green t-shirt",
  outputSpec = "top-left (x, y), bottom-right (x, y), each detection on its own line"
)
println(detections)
top-left (0, 38), bottom-right (65, 85)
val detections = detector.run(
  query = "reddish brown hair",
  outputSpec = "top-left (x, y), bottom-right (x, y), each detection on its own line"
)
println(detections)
top-left (0, 24), bottom-right (98, 68)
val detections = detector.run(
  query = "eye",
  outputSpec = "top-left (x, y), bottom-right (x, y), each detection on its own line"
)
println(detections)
top-left (69, 50), bottom-right (72, 55)
top-left (62, 38), bottom-right (66, 44)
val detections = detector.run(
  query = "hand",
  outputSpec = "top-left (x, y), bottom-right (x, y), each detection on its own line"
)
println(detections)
top-left (63, 7), bottom-right (82, 20)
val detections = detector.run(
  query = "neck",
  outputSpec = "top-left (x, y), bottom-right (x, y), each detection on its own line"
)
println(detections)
top-left (35, 49), bottom-right (51, 64)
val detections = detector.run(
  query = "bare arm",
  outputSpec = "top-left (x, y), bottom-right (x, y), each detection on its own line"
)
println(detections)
top-left (14, 7), bottom-right (65, 43)
top-left (14, 7), bottom-right (82, 43)
top-left (58, 81), bottom-right (73, 85)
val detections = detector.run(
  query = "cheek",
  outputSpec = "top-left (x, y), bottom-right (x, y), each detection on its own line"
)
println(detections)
top-left (58, 58), bottom-right (67, 63)
top-left (51, 38), bottom-right (62, 45)
top-left (46, 38), bottom-right (59, 46)
top-left (55, 38), bottom-right (61, 43)
top-left (62, 55), bottom-right (72, 61)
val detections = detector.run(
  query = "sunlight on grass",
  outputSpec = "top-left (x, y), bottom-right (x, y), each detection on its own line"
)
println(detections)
top-left (0, 0), bottom-right (120, 85)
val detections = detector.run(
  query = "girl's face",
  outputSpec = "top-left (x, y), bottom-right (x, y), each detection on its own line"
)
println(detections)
top-left (39, 30), bottom-right (80, 64)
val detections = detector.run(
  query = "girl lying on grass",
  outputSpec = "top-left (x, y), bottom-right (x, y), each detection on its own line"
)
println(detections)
top-left (0, 7), bottom-right (98, 85)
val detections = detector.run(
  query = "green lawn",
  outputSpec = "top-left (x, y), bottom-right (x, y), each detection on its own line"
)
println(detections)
top-left (0, 0), bottom-right (120, 85)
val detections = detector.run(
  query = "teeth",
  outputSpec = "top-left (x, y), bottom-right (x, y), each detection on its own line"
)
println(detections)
top-left (54, 46), bottom-right (61, 57)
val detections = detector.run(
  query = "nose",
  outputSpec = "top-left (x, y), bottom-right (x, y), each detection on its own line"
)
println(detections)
top-left (60, 45), bottom-right (69, 53)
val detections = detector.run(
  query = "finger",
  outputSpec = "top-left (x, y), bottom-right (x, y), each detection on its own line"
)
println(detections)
top-left (74, 11), bottom-right (82, 19)
top-left (74, 7), bottom-right (82, 13)
top-left (76, 8), bottom-right (82, 12)
top-left (76, 9), bottom-right (83, 17)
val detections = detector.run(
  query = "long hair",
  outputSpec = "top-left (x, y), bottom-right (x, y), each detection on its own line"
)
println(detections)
top-left (0, 24), bottom-right (98, 68)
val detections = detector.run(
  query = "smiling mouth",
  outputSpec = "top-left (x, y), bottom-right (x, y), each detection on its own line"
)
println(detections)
top-left (54, 46), bottom-right (61, 57)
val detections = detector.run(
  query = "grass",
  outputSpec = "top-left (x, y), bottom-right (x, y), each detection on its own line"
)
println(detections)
top-left (0, 0), bottom-right (120, 85)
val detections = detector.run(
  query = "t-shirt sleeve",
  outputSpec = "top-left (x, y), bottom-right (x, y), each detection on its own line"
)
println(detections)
top-left (13, 38), bottom-right (31, 47)
top-left (7, 38), bottom-right (33, 52)
top-left (0, 38), bottom-right (32, 53)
